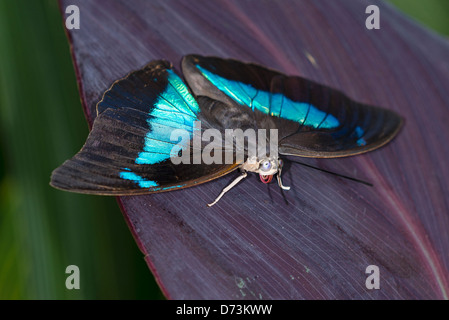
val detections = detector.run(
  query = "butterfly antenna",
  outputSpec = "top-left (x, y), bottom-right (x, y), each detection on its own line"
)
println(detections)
top-left (289, 159), bottom-right (373, 187)
top-left (207, 171), bottom-right (248, 207)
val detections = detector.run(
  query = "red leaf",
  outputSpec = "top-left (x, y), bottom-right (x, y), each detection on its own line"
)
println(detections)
top-left (60, 0), bottom-right (449, 299)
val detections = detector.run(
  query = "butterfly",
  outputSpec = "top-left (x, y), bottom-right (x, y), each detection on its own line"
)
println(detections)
top-left (50, 55), bottom-right (403, 206)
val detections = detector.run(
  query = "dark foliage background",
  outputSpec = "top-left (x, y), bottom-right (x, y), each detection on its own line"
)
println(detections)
top-left (0, 0), bottom-right (447, 299)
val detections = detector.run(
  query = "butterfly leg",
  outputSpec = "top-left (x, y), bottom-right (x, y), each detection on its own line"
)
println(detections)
top-left (277, 160), bottom-right (291, 190)
top-left (207, 171), bottom-right (248, 207)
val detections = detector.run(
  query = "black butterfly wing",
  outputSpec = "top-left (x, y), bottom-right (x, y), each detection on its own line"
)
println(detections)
top-left (51, 61), bottom-right (238, 195)
top-left (183, 54), bottom-right (403, 158)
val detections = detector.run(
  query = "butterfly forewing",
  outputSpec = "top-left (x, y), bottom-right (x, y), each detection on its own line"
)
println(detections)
top-left (51, 60), bottom-right (239, 195)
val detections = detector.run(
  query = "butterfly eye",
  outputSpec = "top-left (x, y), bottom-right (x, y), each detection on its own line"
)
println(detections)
top-left (261, 160), bottom-right (272, 171)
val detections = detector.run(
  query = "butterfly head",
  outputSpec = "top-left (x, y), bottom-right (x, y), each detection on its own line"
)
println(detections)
top-left (238, 156), bottom-right (289, 191)
top-left (257, 157), bottom-right (279, 176)
top-left (241, 156), bottom-right (281, 183)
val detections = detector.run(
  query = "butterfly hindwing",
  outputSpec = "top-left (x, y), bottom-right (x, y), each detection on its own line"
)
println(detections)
top-left (51, 61), bottom-right (239, 195)
top-left (183, 54), bottom-right (403, 158)
top-left (270, 75), bottom-right (403, 157)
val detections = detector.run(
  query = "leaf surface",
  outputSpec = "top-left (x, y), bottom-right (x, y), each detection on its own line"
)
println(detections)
top-left (60, 0), bottom-right (449, 299)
